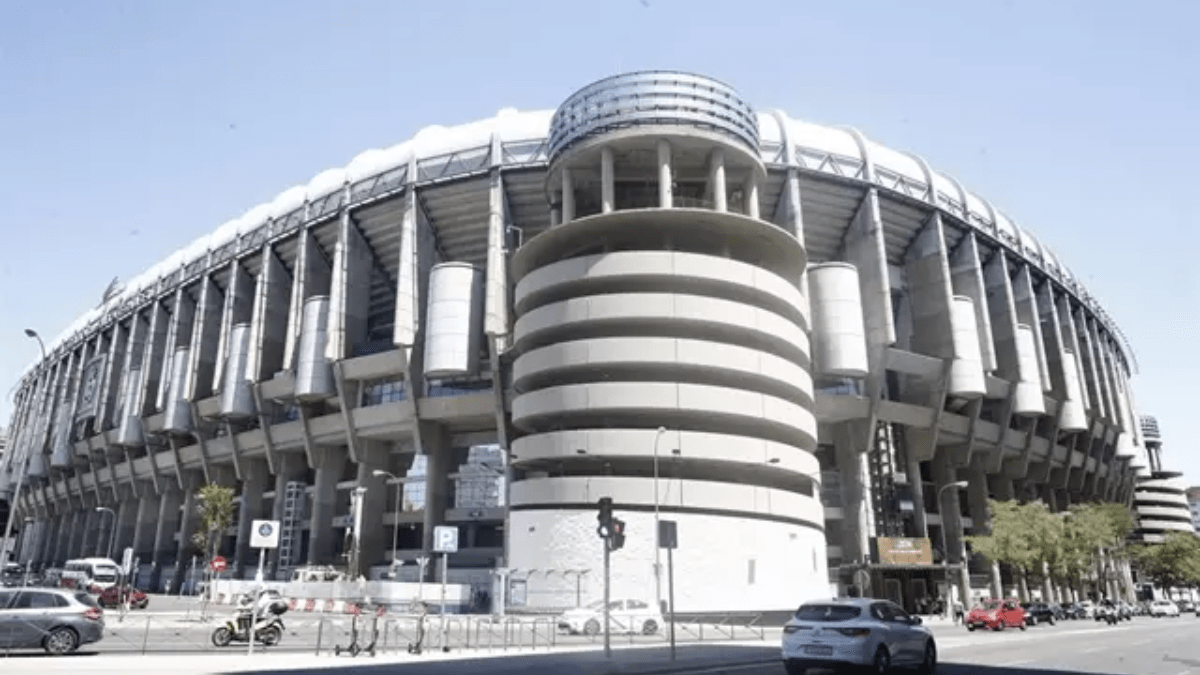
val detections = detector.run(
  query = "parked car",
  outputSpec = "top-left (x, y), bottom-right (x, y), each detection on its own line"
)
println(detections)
top-left (1115, 601), bottom-right (1135, 621)
top-left (1061, 602), bottom-right (1088, 620)
top-left (556, 599), bottom-right (662, 636)
top-left (98, 585), bottom-right (149, 610)
top-left (1020, 602), bottom-right (1058, 626)
top-left (0, 588), bottom-right (105, 655)
top-left (1177, 599), bottom-right (1194, 613)
top-left (1149, 599), bottom-right (1180, 617)
top-left (781, 597), bottom-right (936, 675)
top-left (966, 599), bottom-right (1026, 631)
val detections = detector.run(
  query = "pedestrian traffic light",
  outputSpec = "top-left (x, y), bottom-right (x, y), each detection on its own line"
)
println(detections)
top-left (609, 518), bottom-right (626, 551)
top-left (596, 497), bottom-right (614, 539)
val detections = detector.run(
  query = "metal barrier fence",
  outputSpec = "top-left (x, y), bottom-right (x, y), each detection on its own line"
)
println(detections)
top-left (1, 610), bottom-right (772, 657)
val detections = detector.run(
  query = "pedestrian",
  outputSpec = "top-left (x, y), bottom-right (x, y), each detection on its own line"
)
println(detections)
top-left (953, 600), bottom-right (965, 625)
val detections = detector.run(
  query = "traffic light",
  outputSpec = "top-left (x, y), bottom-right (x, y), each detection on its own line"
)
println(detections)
top-left (596, 497), bottom-right (614, 539)
top-left (609, 518), bottom-right (626, 551)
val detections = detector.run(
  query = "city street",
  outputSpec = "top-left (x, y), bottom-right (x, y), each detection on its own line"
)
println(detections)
top-left (4, 611), bottom-right (1200, 674)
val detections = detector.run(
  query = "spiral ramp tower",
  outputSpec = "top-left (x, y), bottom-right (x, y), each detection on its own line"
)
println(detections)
top-left (1131, 415), bottom-right (1193, 543)
top-left (506, 72), bottom-right (827, 612)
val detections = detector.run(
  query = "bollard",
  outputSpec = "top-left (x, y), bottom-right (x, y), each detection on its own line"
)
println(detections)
top-left (141, 614), bottom-right (153, 655)
top-left (315, 617), bottom-right (324, 656)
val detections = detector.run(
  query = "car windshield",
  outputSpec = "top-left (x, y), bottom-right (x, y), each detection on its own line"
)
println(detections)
top-left (794, 604), bottom-right (862, 622)
top-left (981, 601), bottom-right (1002, 610)
top-left (585, 599), bottom-right (607, 610)
top-left (93, 571), bottom-right (118, 582)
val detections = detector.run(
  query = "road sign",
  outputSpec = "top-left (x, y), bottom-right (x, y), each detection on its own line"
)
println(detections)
top-left (210, 555), bottom-right (227, 573)
top-left (658, 519), bottom-right (678, 549)
top-left (250, 519), bottom-right (280, 549)
top-left (433, 525), bottom-right (458, 553)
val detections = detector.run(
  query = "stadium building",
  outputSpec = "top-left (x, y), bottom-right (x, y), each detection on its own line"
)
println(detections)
top-left (0, 71), bottom-right (1158, 613)
top-left (1130, 416), bottom-right (1193, 543)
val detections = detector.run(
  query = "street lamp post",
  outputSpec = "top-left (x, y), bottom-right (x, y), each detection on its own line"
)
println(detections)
top-left (652, 427), bottom-right (670, 612)
top-left (95, 506), bottom-right (116, 559)
top-left (372, 470), bottom-right (401, 579)
top-left (937, 480), bottom-right (970, 618)
top-left (2, 330), bottom-right (50, 567)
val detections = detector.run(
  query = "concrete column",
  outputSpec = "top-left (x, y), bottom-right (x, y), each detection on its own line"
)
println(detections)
top-left (355, 445), bottom-right (390, 579)
top-left (82, 507), bottom-right (102, 558)
top-left (709, 149), bottom-right (726, 212)
top-left (307, 447), bottom-right (348, 565)
top-left (834, 422), bottom-right (870, 567)
top-left (932, 451), bottom-right (970, 605)
top-left (38, 516), bottom-right (59, 566)
top-left (906, 455), bottom-right (927, 538)
top-left (169, 480), bottom-right (198, 594)
top-left (420, 422), bottom-right (452, 580)
top-left (561, 168), bottom-right (575, 223)
top-left (600, 146), bottom-right (614, 213)
top-left (657, 140), bottom-right (672, 208)
top-left (115, 495), bottom-right (138, 558)
top-left (966, 466), bottom-right (1001, 600)
top-left (989, 475), bottom-right (1015, 502)
top-left (57, 511), bottom-right (79, 563)
top-left (233, 459), bottom-right (267, 573)
top-left (268, 452), bottom-right (305, 575)
top-left (745, 176), bottom-right (760, 220)
top-left (131, 490), bottom-right (160, 560)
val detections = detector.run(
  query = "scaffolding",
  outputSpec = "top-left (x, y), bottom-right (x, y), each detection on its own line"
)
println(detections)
top-left (278, 481), bottom-right (306, 572)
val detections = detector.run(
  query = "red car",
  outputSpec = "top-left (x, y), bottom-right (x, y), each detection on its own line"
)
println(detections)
top-left (966, 599), bottom-right (1026, 631)
top-left (98, 586), bottom-right (149, 610)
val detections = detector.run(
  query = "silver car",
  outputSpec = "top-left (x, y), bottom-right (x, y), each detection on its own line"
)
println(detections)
top-left (0, 588), bottom-right (105, 655)
top-left (781, 597), bottom-right (936, 674)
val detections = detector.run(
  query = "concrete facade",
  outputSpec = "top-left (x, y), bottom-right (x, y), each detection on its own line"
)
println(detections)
top-left (0, 71), bottom-right (1154, 613)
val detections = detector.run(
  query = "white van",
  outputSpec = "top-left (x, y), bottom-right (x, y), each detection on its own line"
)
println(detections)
top-left (61, 558), bottom-right (122, 592)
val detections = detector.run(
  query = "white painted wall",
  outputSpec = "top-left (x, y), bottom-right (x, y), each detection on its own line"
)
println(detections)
top-left (508, 509), bottom-right (830, 614)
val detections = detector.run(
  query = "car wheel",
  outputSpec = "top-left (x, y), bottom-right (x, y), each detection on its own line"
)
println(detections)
top-left (1018, 620), bottom-right (1026, 631)
top-left (993, 622), bottom-right (1005, 631)
top-left (966, 623), bottom-right (976, 632)
top-left (44, 627), bottom-right (79, 656)
top-left (583, 619), bottom-right (601, 636)
top-left (919, 640), bottom-right (937, 674)
top-left (1048, 616), bottom-right (1056, 625)
top-left (641, 619), bottom-right (658, 635)
top-left (869, 645), bottom-right (891, 674)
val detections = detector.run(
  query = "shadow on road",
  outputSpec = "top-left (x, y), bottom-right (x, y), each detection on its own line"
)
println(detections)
top-left (220, 644), bottom-right (778, 675)
top-left (0, 650), bottom-right (102, 659)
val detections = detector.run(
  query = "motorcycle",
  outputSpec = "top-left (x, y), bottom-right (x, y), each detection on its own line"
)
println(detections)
top-left (211, 594), bottom-right (288, 647)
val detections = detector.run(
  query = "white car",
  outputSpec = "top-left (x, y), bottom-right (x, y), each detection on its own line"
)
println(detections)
top-left (1150, 599), bottom-right (1180, 617)
top-left (556, 599), bottom-right (663, 636)
top-left (782, 598), bottom-right (936, 675)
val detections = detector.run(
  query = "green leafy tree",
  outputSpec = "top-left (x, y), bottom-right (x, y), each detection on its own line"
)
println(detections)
top-left (191, 483), bottom-right (235, 566)
top-left (1132, 532), bottom-right (1200, 590)
top-left (967, 500), bottom-right (1051, 598)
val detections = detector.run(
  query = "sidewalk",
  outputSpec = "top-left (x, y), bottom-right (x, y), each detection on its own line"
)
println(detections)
top-left (3, 642), bottom-right (779, 675)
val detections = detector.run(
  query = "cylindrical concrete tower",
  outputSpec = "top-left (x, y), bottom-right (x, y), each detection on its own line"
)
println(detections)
top-left (507, 72), bottom-right (825, 613)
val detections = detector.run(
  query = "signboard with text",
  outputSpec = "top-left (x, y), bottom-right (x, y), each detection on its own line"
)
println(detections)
top-left (871, 537), bottom-right (933, 566)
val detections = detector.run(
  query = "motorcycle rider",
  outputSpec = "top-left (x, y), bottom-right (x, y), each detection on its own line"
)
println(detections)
top-left (235, 589), bottom-right (281, 636)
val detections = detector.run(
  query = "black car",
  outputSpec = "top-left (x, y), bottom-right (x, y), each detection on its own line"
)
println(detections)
top-left (1061, 603), bottom-right (1088, 620)
top-left (1021, 602), bottom-right (1058, 626)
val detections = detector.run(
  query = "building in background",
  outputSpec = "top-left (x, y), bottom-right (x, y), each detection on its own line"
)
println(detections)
top-left (1186, 486), bottom-right (1200, 533)
top-left (1131, 416), bottom-right (1194, 543)
top-left (0, 71), bottom-right (1156, 613)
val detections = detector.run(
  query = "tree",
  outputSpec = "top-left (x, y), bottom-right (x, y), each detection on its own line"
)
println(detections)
top-left (967, 499), bottom-right (1054, 599)
top-left (191, 483), bottom-right (235, 566)
top-left (1131, 532), bottom-right (1200, 590)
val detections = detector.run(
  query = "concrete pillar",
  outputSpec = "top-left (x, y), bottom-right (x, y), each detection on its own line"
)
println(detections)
top-left (131, 490), bottom-right (160, 561)
top-left (657, 140), bottom-right (672, 208)
top-left (561, 168), bottom-right (575, 223)
top-left (355, 445), bottom-right (390, 578)
top-left (307, 447), bottom-right (348, 566)
top-left (170, 479), bottom-right (199, 594)
top-left (233, 459), bottom-right (267, 573)
top-left (268, 452), bottom-right (305, 575)
top-left (906, 455), bottom-right (927, 538)
top-left (834, 422), bottom-right (870, 567)
top-left (38, 515), bottom-right (59, 566)
top-left (989, 475), bottom-right (1015, 502)
top-left (745, 176), bottom-right (760, 220)
top-left (57, 510), bottom-right (79, 563)
top-left (115, 495), bottom-right (138, 558)
top-left (932, 451), bottom-right (970, 605)
top-left (600, 146), bottom-right (614, 213)
top-left (81, 507), bottom-right (101, 558)
top-left (420, 422), bottom-right (452, 580)
top-left (709, 149), bottom-right (726, 212)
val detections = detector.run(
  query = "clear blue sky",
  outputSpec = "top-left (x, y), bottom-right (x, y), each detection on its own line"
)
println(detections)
top-left (2, 0), bottom-right (1197, 478)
